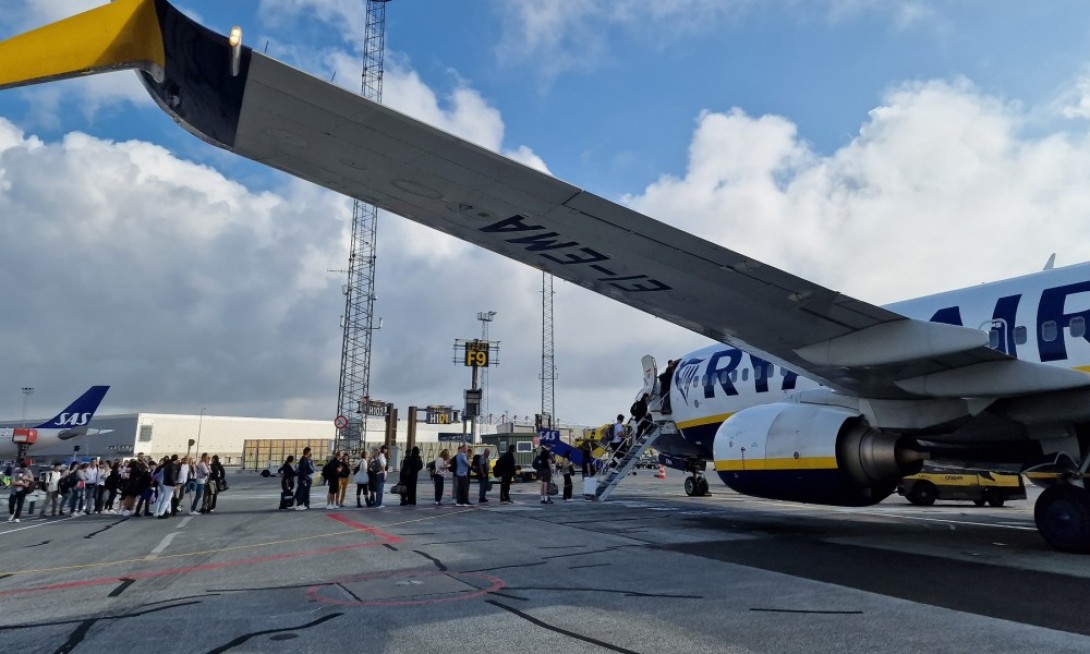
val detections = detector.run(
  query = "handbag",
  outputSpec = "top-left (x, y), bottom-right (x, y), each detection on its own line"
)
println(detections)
top-left (390, 483), bottom-right (404, 495)
top-left (219, 478), bottom-right (229, 492)
top-left (548, 482), bottom-right (558, 496)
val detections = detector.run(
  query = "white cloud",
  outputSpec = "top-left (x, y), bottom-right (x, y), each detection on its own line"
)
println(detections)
top-left (257, 0), bottom-right (369, 50)
top-left (493, 0), bottom-right (944, 79)
top-left (628, 78), bottom-right (1090, 305)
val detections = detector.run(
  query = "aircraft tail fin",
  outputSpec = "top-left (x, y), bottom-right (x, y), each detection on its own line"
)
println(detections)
top-left (35, 386), bottom-right (110, 429)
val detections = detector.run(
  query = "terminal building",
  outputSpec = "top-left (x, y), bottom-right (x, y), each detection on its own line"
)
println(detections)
top-left (1, 412), bottom-right (498, 466)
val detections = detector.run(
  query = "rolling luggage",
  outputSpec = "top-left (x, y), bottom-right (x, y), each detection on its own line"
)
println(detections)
top-left (279, 490), bottom-right (295, 510)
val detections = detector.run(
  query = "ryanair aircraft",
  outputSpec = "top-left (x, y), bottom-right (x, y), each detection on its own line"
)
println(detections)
top-left (3, 0), bottom-right (1090, 552)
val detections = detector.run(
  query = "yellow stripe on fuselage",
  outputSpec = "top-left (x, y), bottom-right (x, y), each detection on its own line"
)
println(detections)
top-left (675, 412), bottom-right (734, 430)
top-left (714, 456), bottom-right (837, 472)
top-left (0, 0), bottom-right (165, 91)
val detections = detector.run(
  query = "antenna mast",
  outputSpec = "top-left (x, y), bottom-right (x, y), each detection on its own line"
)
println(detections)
top-left (335, 0), bottom-right (392, 453)
top-left (541, 273), bottom-right (556, 427)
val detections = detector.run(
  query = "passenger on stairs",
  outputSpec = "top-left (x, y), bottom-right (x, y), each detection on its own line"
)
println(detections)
top-left (658, 359), bottom-right (678, 415)
top-left (631, 393), bottom-right (652, 440)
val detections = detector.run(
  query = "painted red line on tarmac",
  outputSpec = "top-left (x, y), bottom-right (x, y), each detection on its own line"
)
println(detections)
top-left (327, 513), bottom-right (403, 544)
top-left (0, 514), bottom-right (398, 597)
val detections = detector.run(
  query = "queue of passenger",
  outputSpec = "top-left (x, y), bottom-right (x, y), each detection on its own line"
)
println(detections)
top-left (5, 453), bottom-right (227, 523)
top-left (274, 443), bottom-right (574, 510)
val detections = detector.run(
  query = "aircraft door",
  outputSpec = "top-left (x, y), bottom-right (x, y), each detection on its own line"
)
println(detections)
top-left (640, 355), bottom-right (658, 397)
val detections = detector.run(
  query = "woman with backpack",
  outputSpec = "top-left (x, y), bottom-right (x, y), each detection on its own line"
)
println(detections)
top-left (353, 452), bottom-right (369, 507)
top-left (368, 447), bottom-right (387, 508)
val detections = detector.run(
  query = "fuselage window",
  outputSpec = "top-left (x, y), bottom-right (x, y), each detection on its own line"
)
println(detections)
top-left (754, 365), bottom-right (764, 381)
top-left (1014, 326), bottom-right (1028, 345)
top-left (767, 364), bottom-right (775, 377)
top-left (718, 369), bottom-right (730, 384)
top-left (741, 368), bottom-right (749, 382)
top-left (988, 329), bottom-right (1001, 350)
top-left (730, 370), bottom-right (738, 382)
top-left (1071, 316), bottom-right (1087, 339)
top-left (1042, 320), bottom-right (1058, 342)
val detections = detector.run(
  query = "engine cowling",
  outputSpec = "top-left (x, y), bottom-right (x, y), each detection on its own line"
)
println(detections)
top-left (712, 402), bottom-right (921, 506)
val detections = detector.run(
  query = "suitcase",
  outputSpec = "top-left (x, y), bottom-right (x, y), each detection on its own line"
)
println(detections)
top-left (279, 490), bottom-right (295, 510)
top-left (583, 477), bottom-right (598, 499)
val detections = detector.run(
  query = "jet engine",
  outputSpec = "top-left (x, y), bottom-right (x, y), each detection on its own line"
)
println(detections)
top-left (713, 402), bottom-right (922, 506)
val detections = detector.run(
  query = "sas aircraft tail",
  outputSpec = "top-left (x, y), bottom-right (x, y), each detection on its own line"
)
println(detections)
top-left (35, 386), bottom-right (110, 430)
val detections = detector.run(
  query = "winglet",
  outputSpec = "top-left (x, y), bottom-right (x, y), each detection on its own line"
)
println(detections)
top-left (0, 0), bottom-right (165, 91)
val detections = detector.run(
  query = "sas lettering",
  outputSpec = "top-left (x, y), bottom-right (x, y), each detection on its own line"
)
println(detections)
top-left (57, 412), bottom-right (90, 427)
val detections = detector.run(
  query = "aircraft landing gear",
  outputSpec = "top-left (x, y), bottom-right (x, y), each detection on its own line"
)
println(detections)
top-left (684, 474), bottom-right (710, 497)
top-left (1034, 484), bottom-right (1090, 553)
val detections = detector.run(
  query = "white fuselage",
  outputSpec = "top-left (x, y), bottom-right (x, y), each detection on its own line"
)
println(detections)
top-left (668, 261), bottom-right (1090, 443)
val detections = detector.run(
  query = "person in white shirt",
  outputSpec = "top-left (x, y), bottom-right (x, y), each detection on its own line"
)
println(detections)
top-left (39, 464), bottom-right (63, 517)
top-left (432, 450), bottom-right (450, 506)
top-left (190, 453), bottom-right (211, 514)
top-left (173, 456), bottom-right (191, 515)
top-left (83, 460), bottom-right (100, 515)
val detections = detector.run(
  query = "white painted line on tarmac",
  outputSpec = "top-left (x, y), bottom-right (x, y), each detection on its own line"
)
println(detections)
top-left (176, 516), bottom-right (193, 529)
top-left (0, 515), bottom-right (78, 536)
top-left (873, 512), bottom-right (1037, 531)
top-left (146, 531), bottom-right (179, 560)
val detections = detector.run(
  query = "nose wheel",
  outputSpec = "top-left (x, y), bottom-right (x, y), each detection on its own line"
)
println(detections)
top-left (684, 474), bottom-right (710, 497)
top-left (1034, 484), bottom-right (1090, 553)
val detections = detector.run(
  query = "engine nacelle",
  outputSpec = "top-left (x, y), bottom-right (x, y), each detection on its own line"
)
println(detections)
top-left (713, 402), bottom-right (921, 506)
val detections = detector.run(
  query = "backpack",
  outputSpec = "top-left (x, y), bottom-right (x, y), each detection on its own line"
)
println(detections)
top-left (471, 454), bottom-right (482, 477)
top-left (426, 460), bottom-right (436, 476)
top-left (532, 455), bottom-right (544, 471)
top-left (369, 458), bottom-right (383, 475)
top-left (58, 472), bottom-right (77, 493)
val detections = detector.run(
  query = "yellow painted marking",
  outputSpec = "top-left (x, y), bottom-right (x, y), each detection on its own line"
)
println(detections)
top-left (1073, 365), bottom-right (1090, 374)
top-left (714, 456), bottom-right (837, 472)
top-left (0, 0), bottom-right (165, 91)
top-left (676, 412), bottom-right (734, 430)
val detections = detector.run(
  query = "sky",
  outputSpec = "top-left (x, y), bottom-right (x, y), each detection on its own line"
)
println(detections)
top-left (4, 0), bottom-right (1090, 427)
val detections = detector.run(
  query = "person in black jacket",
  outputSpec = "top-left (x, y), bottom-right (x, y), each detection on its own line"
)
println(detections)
top-left (400, 446), bottom-right (424, 506)
top-left (202, 454), bottom-right (226, 513)
top-left (495, 445), bottom-right (517, 504)
top-left (322, 455), bottom-right (343, 510)
top-left (295, 448), bottom-right (314, 510)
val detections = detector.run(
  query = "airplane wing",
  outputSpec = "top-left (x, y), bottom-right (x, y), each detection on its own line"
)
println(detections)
top-left (2, 0), bottom-right (1087, 401)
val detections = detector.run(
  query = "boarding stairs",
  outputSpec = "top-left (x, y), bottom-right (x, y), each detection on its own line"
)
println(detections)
top-left (589, 418), bottom-right (672, 501)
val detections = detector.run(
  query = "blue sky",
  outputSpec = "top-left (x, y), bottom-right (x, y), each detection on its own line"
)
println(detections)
top-left (4, 1), bottom-right (1090, 426)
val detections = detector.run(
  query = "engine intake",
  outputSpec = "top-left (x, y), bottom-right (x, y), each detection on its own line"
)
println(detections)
top-left (713, 402), bottom-right (922, 506)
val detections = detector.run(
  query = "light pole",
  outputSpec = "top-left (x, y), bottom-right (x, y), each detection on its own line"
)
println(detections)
top-left (477, 311), bottom-right (496, 422)
top-left (20, 387), bottom-right (34, 427)
top-left (195, 407), bottom-right (206, 456)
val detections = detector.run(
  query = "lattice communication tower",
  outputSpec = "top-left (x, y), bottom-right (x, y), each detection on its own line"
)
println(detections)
top-left (541, 273), bottom-right (556, 426)
top-left (335, 0), bottom-right (391, 453)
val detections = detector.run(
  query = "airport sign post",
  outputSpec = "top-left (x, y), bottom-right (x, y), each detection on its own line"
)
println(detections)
top-left (334, 415), bottom-right (349, 430)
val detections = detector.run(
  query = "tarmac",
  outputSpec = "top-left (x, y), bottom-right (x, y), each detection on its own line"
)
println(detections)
top-left (2, 470), bottom-right (1088, 654)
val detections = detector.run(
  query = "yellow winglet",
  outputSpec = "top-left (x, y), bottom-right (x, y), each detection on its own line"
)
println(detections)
top-left (0, 0), bottom-right (165, 91)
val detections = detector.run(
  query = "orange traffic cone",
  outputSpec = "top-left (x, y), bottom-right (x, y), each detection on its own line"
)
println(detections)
top-left (655, 464), bottom-right (667, 479)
